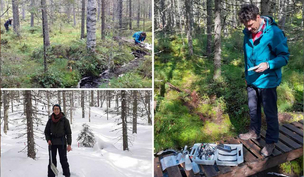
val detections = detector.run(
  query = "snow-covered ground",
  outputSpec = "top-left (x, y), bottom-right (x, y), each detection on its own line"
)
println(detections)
top-left (1, 105), bottom-right (152, 177)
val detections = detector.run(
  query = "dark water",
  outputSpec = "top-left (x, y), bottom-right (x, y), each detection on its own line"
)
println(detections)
top-left (78, 47), bottom-right (150, 88)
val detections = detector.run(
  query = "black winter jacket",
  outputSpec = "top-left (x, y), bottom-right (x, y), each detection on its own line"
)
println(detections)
top-left (44, 113), bottom-right (72, 145)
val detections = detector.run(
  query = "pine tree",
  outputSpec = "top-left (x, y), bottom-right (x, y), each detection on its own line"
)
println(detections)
top-left (77, 123), bottom-right (96, 147)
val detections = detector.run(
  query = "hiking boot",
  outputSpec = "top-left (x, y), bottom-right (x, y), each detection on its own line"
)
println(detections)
top-left (261, 143), bottom-right (275, 157)
top-left (239, 130), bottom-right (260, 140)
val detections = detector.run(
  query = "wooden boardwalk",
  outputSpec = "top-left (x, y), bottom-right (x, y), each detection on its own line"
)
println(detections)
top-left (154, 120), bottom-right (303, 177)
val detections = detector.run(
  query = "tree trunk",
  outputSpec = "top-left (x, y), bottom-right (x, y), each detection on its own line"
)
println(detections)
top-left (137, 0), bottom-right (140, 28)
top-left (30, 0), bottom-right (34, 27)
top-left (133, 91), bottom-right (137, 133)
top-left (90, 90), bottom-right (94, 106)
top-left (97, 0), bottom-right (101, 21)
top-left (213, 0), bottom-right (221, 80)
top-left (41, 0), bottom-right (50, 46)
top-left (63, 91), bottom-right (66, 114)
top-left (116, 93), bottom-right (119, 115)
top-left (47, 91), bottom-right (50, 116)
top-left (73, 3), bottom-right (77, 26)
top-left (146, 91), bottom-right (151, 125)
top-left (87, 0), bottom-right (97, 51)
top-left (119, 0), bottom-right (123, 43)
top-left (97, 91), bottom-right (100, 107)
top-left (22, 1), bottom-right (25, 20)
top-left (101, 0), bottom-right (105, 39)
top-left (10, 91), bottom-right (14, 113)
top-left (177, 0), bottom-right (184, 45)
top-left (12, 0), bottom-right (20, 36)
top-left (112, 1), bottom-right (115, 22)
top-left (81, 90), bottom-right (85, 118)
top-left (185, 0), bottom-right (193, 56)
top-left (129, 0), bottom-right (132, 29)
top-left (121, 90), bottom-right (128, 150)
top-left (57, 91), bottom-right (61, 105)
top-left (89, 102), bottom-right (91, 122)
top-left (25, 91), bottom-right (36, 159)
top-left (3, 91), bottom-right (9, 134)
top-left (206, 0), bottom-right (212, 56)
top-left (81, 0), bottom-right (86, 39)
top-left (261, 0), bottom-right (272, 16)
top-left (278, 0), bottom-right (288, 30)
top-left (42, 0), bottom-right (50, 73)
top-left (70, 91), bottom-right (73, 124)
top-left (143, 1), bottom-right (145, 31)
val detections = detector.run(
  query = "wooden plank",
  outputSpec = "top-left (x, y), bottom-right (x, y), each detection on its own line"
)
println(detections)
top-left (291, 121), bottom-right (303, 130)
top-left (200, 165), bottom-right (218, 177)
top-left (154, 157), bottom-right (164, 177)
top-left (237, 138), bottom-right (264, 159)
top-left (180, 163), bottom-right (195, 177)
top-left (279, 126), bottom-right (303, 144)
top-left (260, 130), bottom-right (292, 153)
top-left (227, 138), bottom-right (257, 162)
top-left (299, 119), bottom-right (304, 125)
top-left (217, 147), bottom-right (303, 177)
top-left (166, 166), bottom-right (183, 177)
top-left (278, 132), bottom-right (302, 150)
top-left (217, 166), bottom-right (232, 175)
top-left (251, 137), bottom-right (282, 156)
top-left (283, 124), bottom-right (303, 137)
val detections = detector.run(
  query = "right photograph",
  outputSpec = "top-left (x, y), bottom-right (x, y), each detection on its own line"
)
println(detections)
top-left (154, 1), bottom-right (303, 177)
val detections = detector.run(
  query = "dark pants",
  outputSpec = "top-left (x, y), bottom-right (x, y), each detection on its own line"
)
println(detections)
top-left (4, 24), bottom-right (9, 31)
top-left (247, 86), bottom-right (279, 144)
top-left (48, 145), bottom-right (70, 177)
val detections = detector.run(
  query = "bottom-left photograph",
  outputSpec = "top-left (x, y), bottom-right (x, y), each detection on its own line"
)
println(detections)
top-left (0, 89), bottom-right (152, 177)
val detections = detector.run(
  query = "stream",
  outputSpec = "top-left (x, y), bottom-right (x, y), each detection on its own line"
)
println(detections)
top-left (77, 43), bottom-right (152, 88)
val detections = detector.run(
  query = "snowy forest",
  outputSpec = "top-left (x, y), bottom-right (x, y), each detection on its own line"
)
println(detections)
top-left (0, 90), bottom-right (152, 176)
top-left (154, 0), bottom-right (303, 176)
top-left (0, 0), bottom-right (152, 88)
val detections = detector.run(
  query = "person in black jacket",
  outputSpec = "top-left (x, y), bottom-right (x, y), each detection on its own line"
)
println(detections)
top-left (45, 104), bottom-right (72, 177)
top-left (4, 18), bottom-right (12, 32)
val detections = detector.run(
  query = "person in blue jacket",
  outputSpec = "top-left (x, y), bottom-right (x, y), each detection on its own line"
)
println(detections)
top-left (132, 31), bottom-right (146, 44)
top-left (237, 4), bottom-right (289, 157)
top-left (4, 18), bottom-right (13, 32)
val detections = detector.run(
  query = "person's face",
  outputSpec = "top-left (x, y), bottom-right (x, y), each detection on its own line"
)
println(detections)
top-left (244, 15), bottom-right (261, 33)
top-left (53, 106), bottom-right (60, 115)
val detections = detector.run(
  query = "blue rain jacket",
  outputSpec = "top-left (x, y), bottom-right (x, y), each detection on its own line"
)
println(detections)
top-left (133, 31), bottom-right (146, 44)
top-left (243, 16), bottom-right (289, 88)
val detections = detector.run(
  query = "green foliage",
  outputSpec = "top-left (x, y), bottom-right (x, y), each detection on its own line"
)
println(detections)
top-left (31, 72), bottom-right (64, 88)
top-left (102, 72), bottom-right (151, 88)
top-left (154, 92), bottom-right (235, 152)
top-left (279, 157), bottom-right (303, 176)
top-left (136, 56), bottom-right (152, 78)
top-left (2, 18), bottom-right (152, 88)
top-left (155, 24), bottom-right (303, 151)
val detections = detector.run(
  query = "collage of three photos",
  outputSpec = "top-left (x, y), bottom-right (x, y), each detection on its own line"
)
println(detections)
top-left (0, 0), bottom-right (304, 176)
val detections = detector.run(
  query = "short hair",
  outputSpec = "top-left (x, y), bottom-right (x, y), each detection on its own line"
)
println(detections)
top-left (141, 32), bottom-right (146, 37)
top-left (238, 4), bottom-right (260, 23)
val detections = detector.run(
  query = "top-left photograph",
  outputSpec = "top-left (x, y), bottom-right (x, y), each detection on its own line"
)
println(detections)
top-left (0, 0), bottom-right (152, 88)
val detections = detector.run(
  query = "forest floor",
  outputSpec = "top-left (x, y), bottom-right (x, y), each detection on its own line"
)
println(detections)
top-left (1, 104), bottom-right (152, 177)
top-left (154, 15), bottom-right (303, 176)
top-left (1, 19), bottom-right (152, 88)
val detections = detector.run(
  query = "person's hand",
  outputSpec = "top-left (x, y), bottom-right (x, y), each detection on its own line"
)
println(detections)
top-left (254, 62), bottom-right (269, 72)
top-left (67, 145), bottom-right (72, 152)
top-left (48, 140), bottom-right (52, 145)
